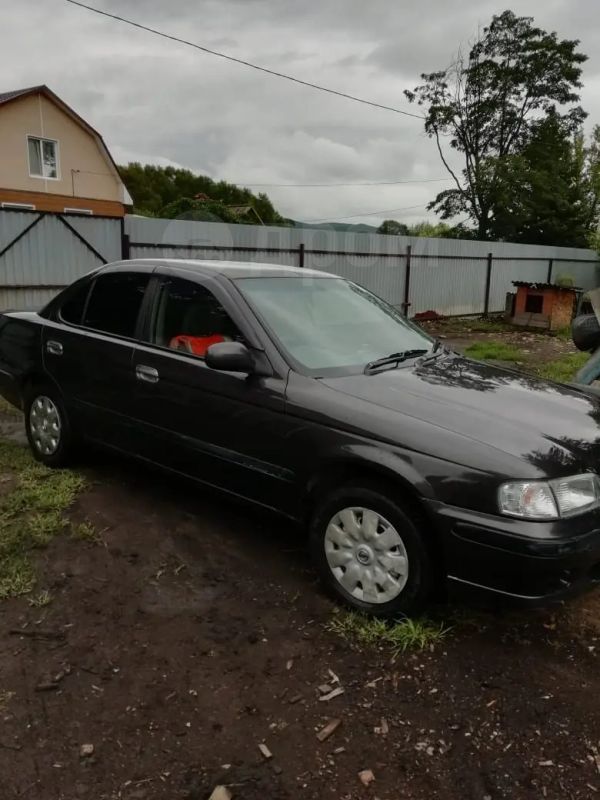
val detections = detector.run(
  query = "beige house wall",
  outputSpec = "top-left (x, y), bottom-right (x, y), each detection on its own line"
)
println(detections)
top-left (0, 93), bottom-right (122, 202)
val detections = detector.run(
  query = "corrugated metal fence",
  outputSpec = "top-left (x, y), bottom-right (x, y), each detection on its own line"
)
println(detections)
top-left (126, 216), bottom-right (600, 316)
top-left (0, 209), bottom-right (122, 310)
top-left (1, 207), bottom-right (598, 315)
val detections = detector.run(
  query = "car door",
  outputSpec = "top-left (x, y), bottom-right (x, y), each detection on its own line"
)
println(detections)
top-left (130, 272), bottom-right (297, 513)
top-left (42, 268), bottom-right (153, 450)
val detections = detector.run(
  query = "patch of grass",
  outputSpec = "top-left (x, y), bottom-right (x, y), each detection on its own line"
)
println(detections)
top-left (0, 396), bottom-right (21, 417)
top-left (464, 341), bottom-right (524, 362)
top-left (0, 691), bottom-right (15, 709)
top-left (71, 520), bottom-right (100, 543)
top-left (28, 589), bottom-right (52, 608)
top-left (534, 351), bottom-right (589, 383)
top-left (327, 610), bottom-right (450, 654)
top-left (0, 440), bottom-right (85, 600)
top-left (553, 325), bottom-right (572, 342)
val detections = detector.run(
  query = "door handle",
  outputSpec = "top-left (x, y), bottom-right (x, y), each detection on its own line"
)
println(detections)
top-left (135, 364), bottom-right (159, 384)
top-left (46, 340), bottom-right (63, 356)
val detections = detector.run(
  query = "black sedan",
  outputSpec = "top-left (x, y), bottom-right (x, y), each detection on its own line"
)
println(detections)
top-left (1, 258), bottom-right (600, 615)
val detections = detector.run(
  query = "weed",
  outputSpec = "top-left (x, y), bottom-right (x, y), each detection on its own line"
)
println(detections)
top-left (553, 326), bottom-right (572, 342)
top-left (28, 589), bottom-right (52, 608)
top-left (534, 352), bottom-right (589, 383)
top-left (465, 341), bottom-right (524, 361)
top-left (327, 610), bottom-right (450, 654)
top-left (0, 691), bottom-right (15, 709)
top-left (71, 520), bottom-right (100, 543)
top-left (0, 439), bottom-right (85, 599)
top-left (0, 396), bottom-right (20, 417)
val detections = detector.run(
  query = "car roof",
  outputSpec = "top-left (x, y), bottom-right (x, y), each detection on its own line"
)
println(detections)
top-left (105, 258), bottom-right (338, 280)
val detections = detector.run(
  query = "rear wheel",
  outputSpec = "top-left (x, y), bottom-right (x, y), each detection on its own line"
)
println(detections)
top-left (25, 389), bottom-right (75, 467)
top-left (309, 482), bottom-right (433, 616)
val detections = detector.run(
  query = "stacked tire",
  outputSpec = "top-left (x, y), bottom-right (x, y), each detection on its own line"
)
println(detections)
top-left (572, 314), bottom-right (600, 352)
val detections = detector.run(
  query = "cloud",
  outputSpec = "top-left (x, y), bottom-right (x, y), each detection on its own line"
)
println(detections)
top-left (1, 0), bottom-right (599, 225)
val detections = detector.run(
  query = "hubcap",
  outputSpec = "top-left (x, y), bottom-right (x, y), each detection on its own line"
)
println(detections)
top-left (29, 396), bottom-right (61, 456)
top-left (324, 506), bottom-right (409, 605)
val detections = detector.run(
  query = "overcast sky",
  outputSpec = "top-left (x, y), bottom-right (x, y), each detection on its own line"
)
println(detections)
top-left (3, 0), bottom-right (600, 225)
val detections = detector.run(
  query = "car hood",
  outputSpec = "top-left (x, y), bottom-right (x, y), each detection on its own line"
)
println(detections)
top-left (320, 353), bottom-right (600, 476)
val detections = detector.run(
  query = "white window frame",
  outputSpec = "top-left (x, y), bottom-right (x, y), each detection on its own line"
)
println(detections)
top-left (27, 135), bottom-right (60, 180)
top-left (64, 207), bottom-right (93, 215)
top-left (1, 202), bottom-right (36, 210)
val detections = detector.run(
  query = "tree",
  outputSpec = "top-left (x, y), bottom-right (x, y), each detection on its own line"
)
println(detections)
top-left (405, 10), bottom-right (588, 240)
top-left (377, 219), bottom-right (476, 238)
top-left (159, 197), bottom-right (241, 224)
top-left (377, 219), bottom-right (410, 235)
top-left (486, 117), bottom-right (600, 246)
top-left (120, 163), bottom-right (288, 226)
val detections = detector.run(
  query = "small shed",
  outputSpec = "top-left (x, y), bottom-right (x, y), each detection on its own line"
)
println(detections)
top-left (507, 281), bottom-right (580, 331)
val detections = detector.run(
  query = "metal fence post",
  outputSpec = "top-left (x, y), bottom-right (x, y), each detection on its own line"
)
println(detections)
top-left (298, 243), bottom-right (305, 268)
top-left (121, 217), bottom-right (130, 260)
top-left (547, 258), bottom-right (554, 284)
top-left (401, 245), bottom-right (412, 316)
top-left (483, 252), bottom-right (493, 315)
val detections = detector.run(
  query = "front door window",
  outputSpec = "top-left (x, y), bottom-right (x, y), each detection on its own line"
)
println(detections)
top-left (150, 277), bottom-right (243, 358)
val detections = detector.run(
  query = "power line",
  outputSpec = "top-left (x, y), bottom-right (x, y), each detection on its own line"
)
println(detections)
top-left (304, 203), bottom-right (429, 223)
top-left (228, 177), bottom-right (451, 188)
top-left (65, 0), bottom-right (425, 120)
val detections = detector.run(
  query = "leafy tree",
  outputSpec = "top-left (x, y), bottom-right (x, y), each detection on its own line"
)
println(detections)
top-left (486, 117), bottom-right (600, 246)
top-left (377, 219), bottom-right (410, 235)
top-left (405, 10), bottom-right (588, 240)
top-left (376, 219), bottom-right (475, 239)
top-left (159, 197), bottom-right (241, 224)
top-left (120, 163), bottom-right (288, 225)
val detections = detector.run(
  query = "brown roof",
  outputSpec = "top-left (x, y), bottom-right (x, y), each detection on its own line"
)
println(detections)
top-left (0, 85), bottom-right (46, 106)
top-left (512, 281), bottom-right (581, 292)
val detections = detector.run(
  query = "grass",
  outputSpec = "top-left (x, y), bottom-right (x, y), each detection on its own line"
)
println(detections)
top-left (71, 520), bottom-right (100, 543)
top-left (464, 341), bottom-right (524, 362)
top-left (28, 589), bottom-right (52, 608)
top-left (0, 440), bottom-right (85, 600)
top-left (326, 610), bottom-right (450, 655)
top-left (533, 351), bottom-right (589, 383)
top-left (0, 396), bottom-right (20, 418)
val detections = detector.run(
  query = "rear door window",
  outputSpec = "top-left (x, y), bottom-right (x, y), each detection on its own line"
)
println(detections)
top-left (83, 273), bottom-right (150, 338)
top-left (59, 282), bottom-right (91, 325)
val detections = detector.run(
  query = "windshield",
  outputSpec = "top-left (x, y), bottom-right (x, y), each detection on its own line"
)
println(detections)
top-left (236, 276), bottom-right (432, 374)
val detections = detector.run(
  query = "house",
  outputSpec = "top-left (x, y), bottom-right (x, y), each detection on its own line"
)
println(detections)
top-left (0, 85), bottom-right (132, 217)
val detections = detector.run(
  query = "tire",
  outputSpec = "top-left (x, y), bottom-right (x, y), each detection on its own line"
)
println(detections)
top-left (25, 387), bottom-right (75, 467)
top-left (309, 481), bottom-right (433, 617)
top-left (572, 314), bottom-right (600, 353)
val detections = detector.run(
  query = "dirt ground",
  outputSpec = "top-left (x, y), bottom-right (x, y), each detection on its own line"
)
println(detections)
top-left (2, 325), bottom-right (600, 800)
top-left (420, 316), bottom-right (579, 364)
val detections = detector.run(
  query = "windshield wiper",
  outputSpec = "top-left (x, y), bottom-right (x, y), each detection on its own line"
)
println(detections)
top-left (364, 349), bottom-right (429, 374)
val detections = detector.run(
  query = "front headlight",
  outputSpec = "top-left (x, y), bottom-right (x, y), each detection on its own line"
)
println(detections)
top-left (499, 473), bottom-right (600, 520)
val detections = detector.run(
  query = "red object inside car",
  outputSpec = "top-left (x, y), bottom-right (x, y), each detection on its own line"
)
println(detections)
top-left (169, 334), bottom-right (225, 356)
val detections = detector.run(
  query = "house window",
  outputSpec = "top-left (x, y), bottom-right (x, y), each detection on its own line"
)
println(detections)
top-left (27, 136), bottom-right (59, 179)
top-left (64, 208), bottom-right (93, 215)
top-left (1, 202), bottom-right (36, 210)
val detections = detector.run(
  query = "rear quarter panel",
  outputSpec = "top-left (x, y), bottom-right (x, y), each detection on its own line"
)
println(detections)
top-left (0, 312), bottom-right (44, 409)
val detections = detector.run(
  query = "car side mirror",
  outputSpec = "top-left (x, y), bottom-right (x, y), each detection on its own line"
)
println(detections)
top-left (205, 341), bottom-right (255, 373)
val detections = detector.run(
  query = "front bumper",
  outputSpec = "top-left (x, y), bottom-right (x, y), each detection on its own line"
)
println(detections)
top-left (427, 500), bottom-right (600, 605)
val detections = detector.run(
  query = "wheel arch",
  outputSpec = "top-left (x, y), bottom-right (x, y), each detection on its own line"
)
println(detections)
top-left (305, 449), bottom-right (447, 585)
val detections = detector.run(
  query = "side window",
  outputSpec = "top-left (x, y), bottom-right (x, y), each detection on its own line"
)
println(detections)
top-left (59, 282), bottom-right (91, 325)
top-left (83, 273), bottom-right (150, 338)
top-left (151, 277), bottom-right (243, 358)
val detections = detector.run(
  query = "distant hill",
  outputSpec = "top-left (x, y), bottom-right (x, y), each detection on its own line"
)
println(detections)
top-left (291, 221), bottom-right (379, 233)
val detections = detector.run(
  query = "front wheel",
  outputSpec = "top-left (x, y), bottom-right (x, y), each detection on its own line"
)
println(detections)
top-left (309, 483), bottom-right (433, 616)
top-left (25, 389), bottom-right (75, 467)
